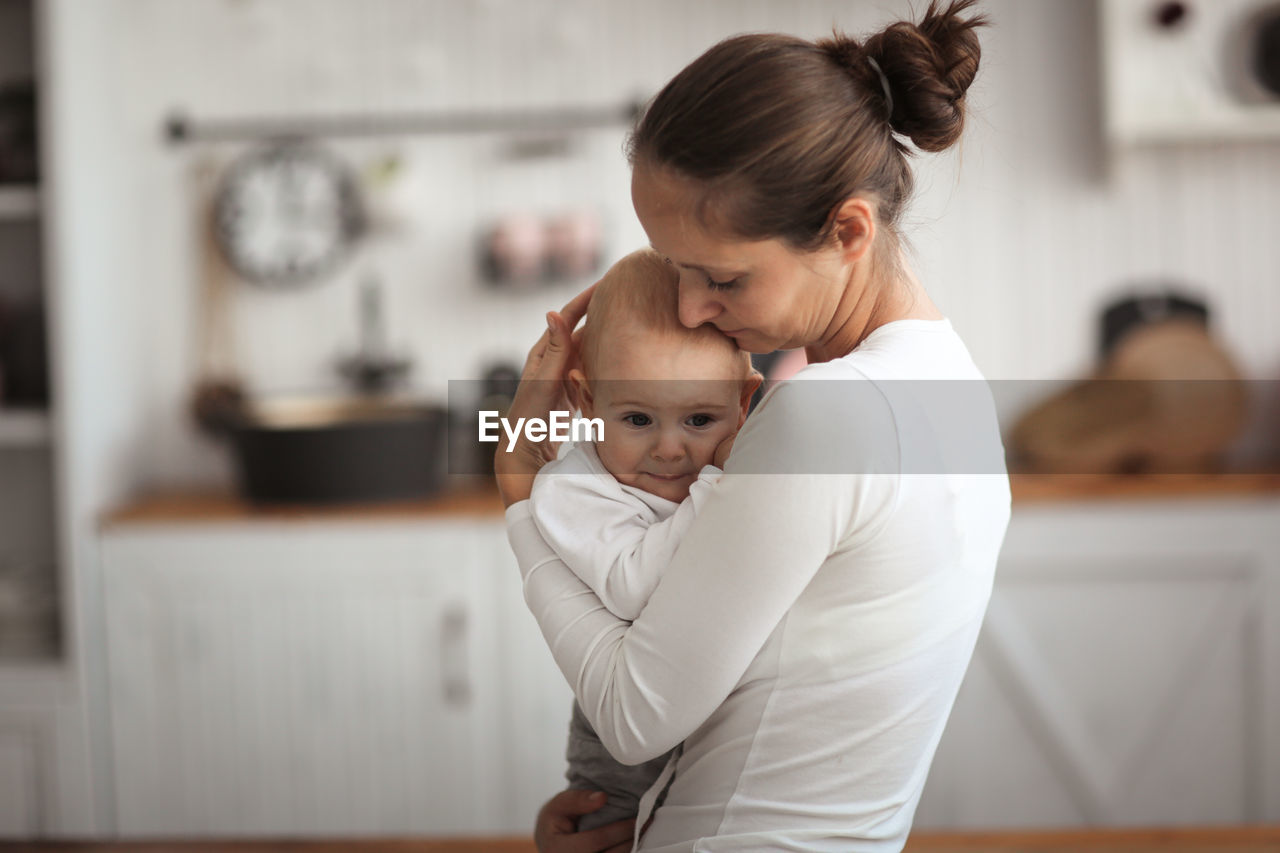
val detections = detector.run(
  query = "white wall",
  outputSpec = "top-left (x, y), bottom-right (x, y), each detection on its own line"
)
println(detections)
top-left (64, 0), bottom-right (1280, 492)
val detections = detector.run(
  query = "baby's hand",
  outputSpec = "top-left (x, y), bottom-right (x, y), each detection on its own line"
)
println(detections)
top-left (713, 432), bottom-right (737, 468)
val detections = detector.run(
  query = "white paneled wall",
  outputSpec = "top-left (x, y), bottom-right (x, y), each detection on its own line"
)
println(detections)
top-left (65, 0), bottom-right (1280, 491)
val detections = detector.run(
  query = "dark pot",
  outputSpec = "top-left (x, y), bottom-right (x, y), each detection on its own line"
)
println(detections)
top-left (228, 397), bottom-right (447, 505)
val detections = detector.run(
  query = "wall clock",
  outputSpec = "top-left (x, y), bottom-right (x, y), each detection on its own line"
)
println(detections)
top-left (213, 140), bottom-right (366, 288)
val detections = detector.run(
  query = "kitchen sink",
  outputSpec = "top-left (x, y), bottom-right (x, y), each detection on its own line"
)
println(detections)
top-left (226, 396), bottom-right (448, 505)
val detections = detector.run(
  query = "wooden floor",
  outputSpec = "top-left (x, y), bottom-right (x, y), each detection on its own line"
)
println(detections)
top-left (903, 826), bottom-right (1280, 851)
top-left (9, 826), bottom-right (1280, 852)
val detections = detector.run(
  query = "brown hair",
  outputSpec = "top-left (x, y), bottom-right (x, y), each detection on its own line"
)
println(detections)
top-left (626, 0), bottom-right (987, 253)
top-left (581, 248), bottom-right (750, 378)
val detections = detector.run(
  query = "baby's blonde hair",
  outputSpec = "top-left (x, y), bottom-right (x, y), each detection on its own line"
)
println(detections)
top-left (580, 248), bottom-right (750, 378)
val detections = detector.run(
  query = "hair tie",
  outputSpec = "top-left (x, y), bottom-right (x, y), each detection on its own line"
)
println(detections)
top-left (866, 56), bottom-right (894, 120)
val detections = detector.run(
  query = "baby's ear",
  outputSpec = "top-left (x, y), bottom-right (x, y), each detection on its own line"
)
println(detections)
top-left (567, 368), bottom-right (592, 413)
top-left (738, 370), bottom-right (764, 425)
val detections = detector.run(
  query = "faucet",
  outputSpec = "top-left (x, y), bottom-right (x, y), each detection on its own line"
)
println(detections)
top-left (337, 274), bottom-right (412, 394)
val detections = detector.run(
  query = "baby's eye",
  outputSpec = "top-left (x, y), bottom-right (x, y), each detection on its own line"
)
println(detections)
top-left (686, 414), bottom-right (714, 427)
top-left (706, 273), bottom-right (739, 292)
top-left (623, 413), bottom-right (651, 427)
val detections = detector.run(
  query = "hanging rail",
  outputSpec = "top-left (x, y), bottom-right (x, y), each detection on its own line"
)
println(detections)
top-left (164, 99), bottom-right (646, 145)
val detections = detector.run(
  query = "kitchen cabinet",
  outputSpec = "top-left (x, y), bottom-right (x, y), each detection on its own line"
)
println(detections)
top-left (98, 515), bottom-right (572, 837)
top-left (0, 712), bottom-right (46, 835)
top-left (1100, 0), bottom-right (1280, 147)
top-left (97, 487), bottom-right (1280, 837)
top-left (916, 493), bottom-right (1280, 828)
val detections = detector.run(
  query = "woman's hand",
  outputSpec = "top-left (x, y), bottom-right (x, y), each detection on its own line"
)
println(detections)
top-left (494, 285), bottom-right (595, 507)
top-left (534, 789), bottom-right (636, 853)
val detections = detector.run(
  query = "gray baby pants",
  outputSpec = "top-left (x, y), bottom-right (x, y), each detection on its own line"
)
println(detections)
top-left (566, 699), bottom-right (677, 831)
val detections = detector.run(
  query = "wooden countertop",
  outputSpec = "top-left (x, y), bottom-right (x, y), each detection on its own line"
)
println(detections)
top-left (101, 480), bottom-right (505, 528)
top-left (101, 473), bottom-right (1280, 528)
top-left (1008, 472), bottom-right (1280, 503)
top-left (11, 825), bottom-right (1280, 851)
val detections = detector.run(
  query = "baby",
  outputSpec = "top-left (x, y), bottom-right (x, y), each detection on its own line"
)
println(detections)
top-left (529, 248), bottom-right (760, 831)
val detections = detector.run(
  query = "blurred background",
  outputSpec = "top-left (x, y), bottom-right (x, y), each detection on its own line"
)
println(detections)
top-left (1, 0), bottom-right (1279, 842)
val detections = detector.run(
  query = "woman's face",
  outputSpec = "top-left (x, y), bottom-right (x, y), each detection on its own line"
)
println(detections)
top-left (631, 163), bottom-right (851, 354)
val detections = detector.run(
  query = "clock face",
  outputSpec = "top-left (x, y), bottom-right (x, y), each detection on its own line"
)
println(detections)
top-left (214, 141), bottom-right (365, 287)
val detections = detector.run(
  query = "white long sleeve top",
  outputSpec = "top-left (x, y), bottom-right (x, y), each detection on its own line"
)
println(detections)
top-left (506, 319), bottom-right (1012, 852)
top-left (529, 442), bottom-right (722, 621)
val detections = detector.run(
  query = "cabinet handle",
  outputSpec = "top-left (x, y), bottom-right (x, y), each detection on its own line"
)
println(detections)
top-left (440, 603), bottom-right (471, 708)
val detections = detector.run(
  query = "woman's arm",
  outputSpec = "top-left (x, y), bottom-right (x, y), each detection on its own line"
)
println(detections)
top-left (509, 382), bottom-right (898, 764)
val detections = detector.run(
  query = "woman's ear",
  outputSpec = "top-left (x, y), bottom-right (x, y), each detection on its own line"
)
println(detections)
top-left (830, 197), bottom-right (876, 266)
top-left (738, 371), bottom-right (764, 426)
top-left (568, 368), bottom-right (593, 414)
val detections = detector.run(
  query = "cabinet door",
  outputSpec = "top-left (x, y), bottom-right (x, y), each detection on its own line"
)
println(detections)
top-left (915, 500), bottom-right (1280, 828)
top-left (489, 537), bottom-right (575, 833)
top-left (101, 521), bottom-right (502, 837)
top-left (0, 713), bottom-right (44, 837)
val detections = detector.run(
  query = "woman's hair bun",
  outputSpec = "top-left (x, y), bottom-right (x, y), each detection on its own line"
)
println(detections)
top-left (628, 2), bottom-right (989, 248)
top-left (862, 0), bottom-right (988, 152)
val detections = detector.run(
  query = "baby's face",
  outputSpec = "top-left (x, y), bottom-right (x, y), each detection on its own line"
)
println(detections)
top-left (580, 333), bottom-right (749, 503)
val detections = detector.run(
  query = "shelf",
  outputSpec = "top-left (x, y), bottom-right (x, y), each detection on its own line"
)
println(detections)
top-left (0, 185), bottom-right (40, 219)
top-left (1109, 112), bottom-right (1280, 148)
top-left (0, 408), bottom-right (51, 447)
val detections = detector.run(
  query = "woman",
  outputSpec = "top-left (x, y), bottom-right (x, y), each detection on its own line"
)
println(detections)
top-left (496, 2), bottom-right (1010, 850)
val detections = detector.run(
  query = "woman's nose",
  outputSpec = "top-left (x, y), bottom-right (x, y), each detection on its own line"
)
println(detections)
top-left (678, 279), bottom-right (721, 328)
